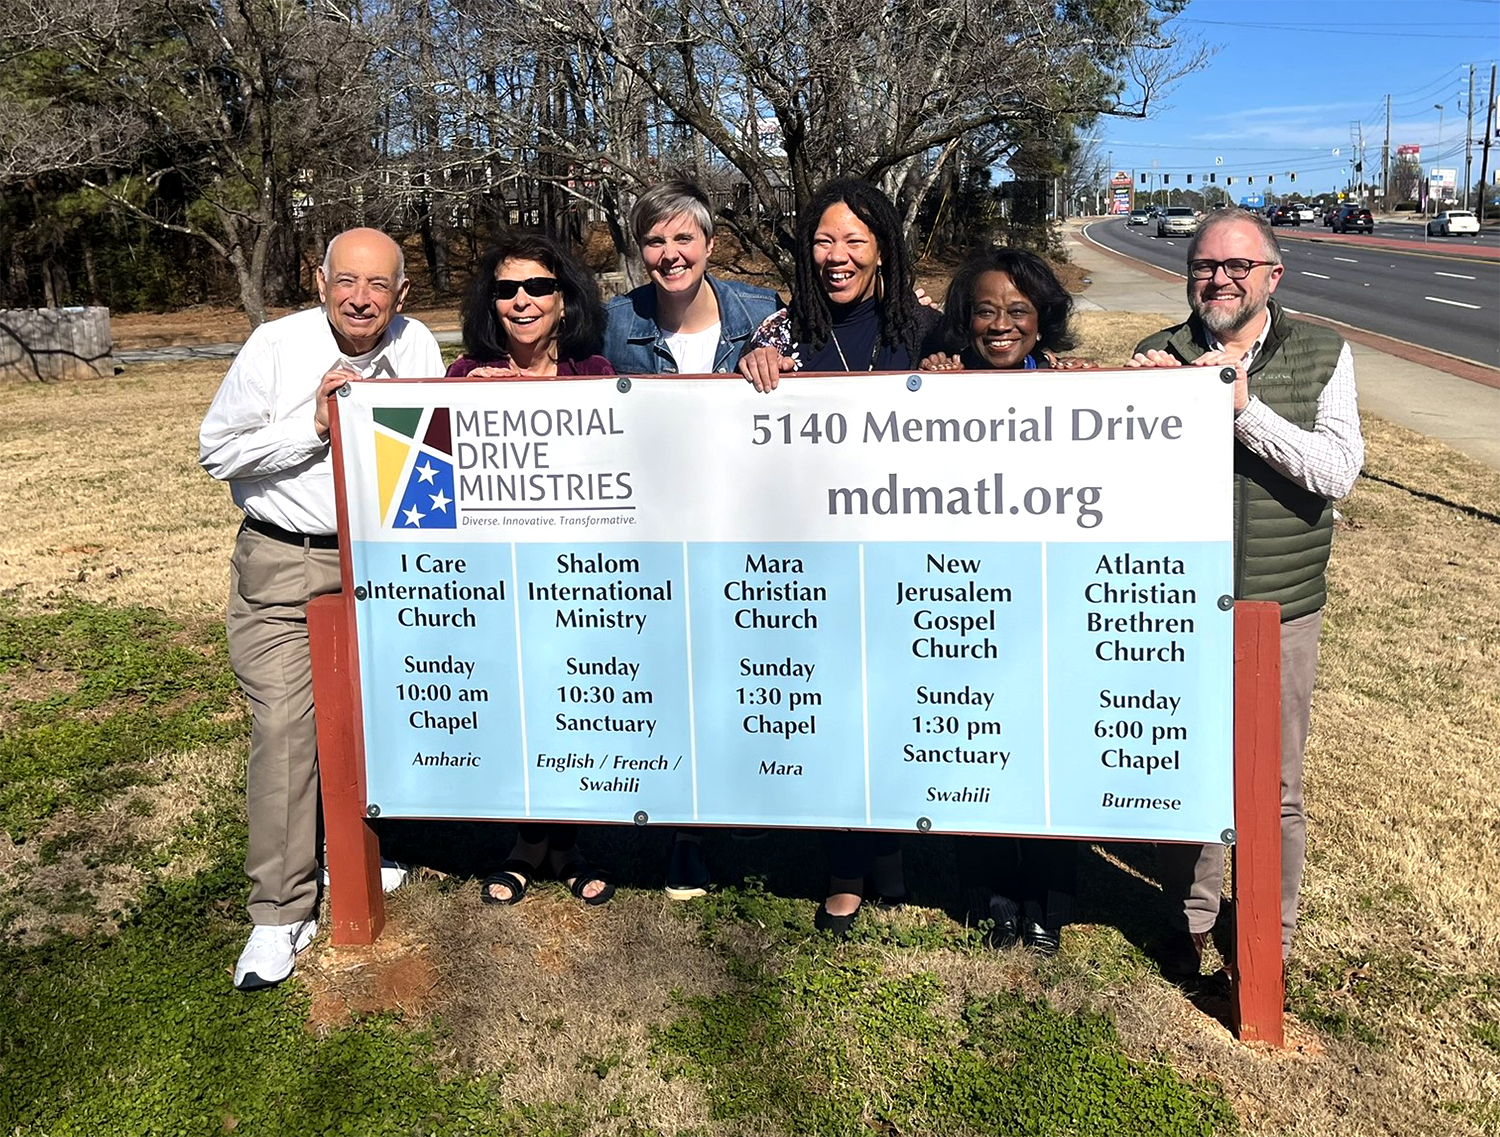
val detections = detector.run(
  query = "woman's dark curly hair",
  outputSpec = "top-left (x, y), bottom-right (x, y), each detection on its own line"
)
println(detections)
top-left (460, 231), bottom-right (605, 363)
top-left (789, 178), bottom-right (924, 361)
top-left (937, 247), bottom-right (1077, 361)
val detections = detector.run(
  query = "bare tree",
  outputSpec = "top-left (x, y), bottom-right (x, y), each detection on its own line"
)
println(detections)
top-left (422, 0), bottom-right (1208, 285)
top-left (3, 0), bottom-right (405, 327)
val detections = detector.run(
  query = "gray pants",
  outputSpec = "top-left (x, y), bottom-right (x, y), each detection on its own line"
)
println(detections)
top-left (1158, 609), bottom-right (1323, 960)
top-left (226, 525), bottom-right (341, 926)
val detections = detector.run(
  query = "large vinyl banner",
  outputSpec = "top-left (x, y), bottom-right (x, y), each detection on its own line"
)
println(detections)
top-left (334, 369), bottom-right (1235, 842)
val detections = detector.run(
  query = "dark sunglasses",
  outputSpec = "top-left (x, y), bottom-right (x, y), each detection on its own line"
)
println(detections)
top-left (491, 276), bottom-right (559, 300)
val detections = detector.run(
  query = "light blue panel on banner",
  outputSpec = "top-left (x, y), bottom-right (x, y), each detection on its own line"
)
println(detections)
top-left (353, 541), bottom-right (526, 818)
top-left (513, 543), bottom-right (694, 821)
top-left (1044, 542), bottom-right (1234, 842)
top-left (688, 542), bottom-right (867, 826)
top-left (863, 543), bottom-right (1046, 832)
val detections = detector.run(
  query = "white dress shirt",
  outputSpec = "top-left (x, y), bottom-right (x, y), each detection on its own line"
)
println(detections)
top-left (200, 306), bottom-right (443, 534)
top-left (1212, 311), bottom-right (1364, 501)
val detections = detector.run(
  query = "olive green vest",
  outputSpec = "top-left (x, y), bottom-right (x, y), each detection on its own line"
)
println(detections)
top-left (1134, 300), bottom-right (1343, 620)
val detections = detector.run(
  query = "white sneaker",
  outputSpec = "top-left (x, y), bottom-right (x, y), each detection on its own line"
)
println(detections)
top-left (319, 858), bottom-right (412, 893)
top-left (233, 918), bottom-right (317, 991)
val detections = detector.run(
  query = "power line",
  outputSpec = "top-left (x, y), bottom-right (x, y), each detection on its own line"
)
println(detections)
top-left (1178, 18), bottom-right (1492, 39)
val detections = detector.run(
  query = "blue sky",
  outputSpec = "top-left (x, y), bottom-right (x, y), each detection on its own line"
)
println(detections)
top-left (1094, 0), bottom-right (1500, 197)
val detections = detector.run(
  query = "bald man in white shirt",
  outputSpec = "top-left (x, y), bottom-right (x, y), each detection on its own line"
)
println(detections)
top-left (201, 228), bottom-right (443, 990)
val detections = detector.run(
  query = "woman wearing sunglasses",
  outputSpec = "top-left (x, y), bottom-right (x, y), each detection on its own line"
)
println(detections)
top-left (447, 231), bottom-right (613, 379)
top-left (450, 233), bottom-right (617, 907)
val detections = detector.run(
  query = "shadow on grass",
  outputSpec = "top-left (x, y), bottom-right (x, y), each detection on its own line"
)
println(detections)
top-left (378, 818), bottom-right (1194, 962)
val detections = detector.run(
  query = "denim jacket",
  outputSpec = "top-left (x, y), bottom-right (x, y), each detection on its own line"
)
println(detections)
top-left (602, 275), bottom-right (782, 375)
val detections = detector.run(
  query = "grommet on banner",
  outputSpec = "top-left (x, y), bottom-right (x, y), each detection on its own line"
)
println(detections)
top-left (616, 377), bottom-right (632, 393)
top-left (633, 810), bottom-right (649, 826)
top-left (1218, 594), bottom-right (1234, 611)
top-left (354, 586), bottom-right (368, 601)
top-left (367, 803), bottom-right (381, 818)
top-left (916, 816), bottom-right (932, 832)
top-left (1220, 828), bottom-right (1236, 845)
top-left (338, 382), bottom-right (352, 397)
top-left (906, 374), bottom-right (922, 391)
top-left (1219, 367), bottom-right (1236, 384)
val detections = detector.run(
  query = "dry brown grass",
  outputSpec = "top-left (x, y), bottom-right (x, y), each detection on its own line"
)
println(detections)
top-left (0, 362), bottom-right (240, 618)
top-left (301, 886), bottom-right (731, 1131)
top-left (3, 356), bottom-right (1498, 1135)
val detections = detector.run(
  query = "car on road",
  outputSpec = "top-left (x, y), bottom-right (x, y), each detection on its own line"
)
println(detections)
top-left (1127, 208), bottom-right (1151, 226)
top-left (1268, 204), bottom-right (1300, 226)
top-left (1293, 203), bottom-right (1317, 224)
top-left (1331, 205), bottom-right (1374, 234)
top-left (1427, 209), bottom-right (1480, 236)
top-left (1156, 206), bottom-right (1199, 237)
top-left (1322, 206), bottom-right (1340, 227)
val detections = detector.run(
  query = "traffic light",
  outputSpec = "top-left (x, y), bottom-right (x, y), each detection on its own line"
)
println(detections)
top-left (1210, 173), bottom-right (1216, 183)
top-left (1140, 173), bottom-right (1147, 184)
top-left (1248, 176), bottom-right (1255, 184)
top-left (1268, 175), bottom-right (1274, 184)
top-left (1187, 174), bottom-right (1193, 184)
top-left (1163, 174), bottom-right (1170, 185)
top-left (1289, 172), bottom-right (1297, 182)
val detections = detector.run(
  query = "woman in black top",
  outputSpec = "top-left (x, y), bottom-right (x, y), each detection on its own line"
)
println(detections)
top-left (738, 178), bottom-right (937, 391)
top-left (739, 179), bottom-right (937, 935)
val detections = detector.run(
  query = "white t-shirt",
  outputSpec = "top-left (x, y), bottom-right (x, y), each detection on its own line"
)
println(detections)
top-left (199, 306), bottom-right (444, 534)
top-left (663, 323), bottom-right (721, 375)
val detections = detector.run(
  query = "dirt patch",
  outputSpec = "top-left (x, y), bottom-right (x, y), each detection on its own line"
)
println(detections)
top-left (301, 913), bottom-right (442, 1033)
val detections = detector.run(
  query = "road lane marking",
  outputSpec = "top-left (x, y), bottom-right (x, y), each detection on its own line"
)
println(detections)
top-left (1301, 271), bottom-right (1330, 279)
top-left (1434, 271), bottom-right (1476, 280)
top-left (1334, 257), bottom-right (1359, 263)
top-left (1425, 296), bottom-right (1481, 309)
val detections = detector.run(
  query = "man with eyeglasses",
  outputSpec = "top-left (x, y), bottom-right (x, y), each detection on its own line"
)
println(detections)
top-left (200, 228), bottom-right (444, 990)
top-left (1127, 209), bottom-right (1364, 982)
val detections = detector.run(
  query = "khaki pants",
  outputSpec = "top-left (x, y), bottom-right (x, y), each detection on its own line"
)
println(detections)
top-left (226, 525), bottom-right (341, 926)
top-left (1157, 609), bottom-right (1323, 960)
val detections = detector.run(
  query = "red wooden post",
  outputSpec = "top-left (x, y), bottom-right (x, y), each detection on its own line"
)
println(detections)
top-left (1230, 600), bottom-right (1283, 1045)
top-left (309, 592), bottom-right (385, 945)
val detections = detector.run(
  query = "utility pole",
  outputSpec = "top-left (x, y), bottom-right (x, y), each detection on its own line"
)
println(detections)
top-left (1382, 94), bottom-right (1391, 210)
top-left (1464, 64), bottom-right (1476, 210)
top-left (1479, 65), bottom-right (1496, 225)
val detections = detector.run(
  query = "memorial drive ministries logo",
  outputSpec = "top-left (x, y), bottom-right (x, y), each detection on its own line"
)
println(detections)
top-left (371, 406), bottom-right (457, 529)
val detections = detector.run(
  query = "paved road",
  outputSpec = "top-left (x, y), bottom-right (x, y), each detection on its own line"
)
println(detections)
top-left (1085, 217), bottom-right (1499, 369)
top-left (1297, 219), bottom-right (1500, 252)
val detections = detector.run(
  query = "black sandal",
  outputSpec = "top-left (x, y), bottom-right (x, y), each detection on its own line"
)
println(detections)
top-left (480, 858), bottom-right (538, 905)
top-left (554, 856), bottom-right (615, 906)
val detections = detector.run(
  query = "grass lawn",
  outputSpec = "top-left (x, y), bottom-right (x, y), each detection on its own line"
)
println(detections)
top-left (0, 338), bottom-right (1496, 1135)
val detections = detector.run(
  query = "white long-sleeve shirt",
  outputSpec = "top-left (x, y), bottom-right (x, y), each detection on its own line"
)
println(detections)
top-left (199, 306), bottom-right (443, 534)
top-left (1213, 313), bottom-right (1364, 501)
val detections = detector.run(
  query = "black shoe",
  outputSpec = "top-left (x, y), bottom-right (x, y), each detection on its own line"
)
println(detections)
top-left (1157, 929), bottom-right (1209, 980)
top-left (814, 901), bottom-right (860, 938)
top-left (664, 838), bottom-right (711, 901)
top-left (985, 916), bottom-right (1020, 950)
top-left (974, 890), bottom-right (1021, 949)
top-left (1022, 922), bottom-right (1062, 955)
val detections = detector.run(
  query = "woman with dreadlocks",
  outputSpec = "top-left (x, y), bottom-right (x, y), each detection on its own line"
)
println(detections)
top-left (737, 178), bottom-right (937, 393)
top-left (737, 179), bottom-right (937, 937)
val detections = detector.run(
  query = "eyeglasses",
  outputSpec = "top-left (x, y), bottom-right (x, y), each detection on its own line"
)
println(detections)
top-left (492, 276), bottom-right (559, 300)
top-left (1188, 259), bottom-right (1277, 281)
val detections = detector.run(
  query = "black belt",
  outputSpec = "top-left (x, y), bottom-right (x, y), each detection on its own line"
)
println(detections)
top-left (241, 517), bottom-right (339, 550)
